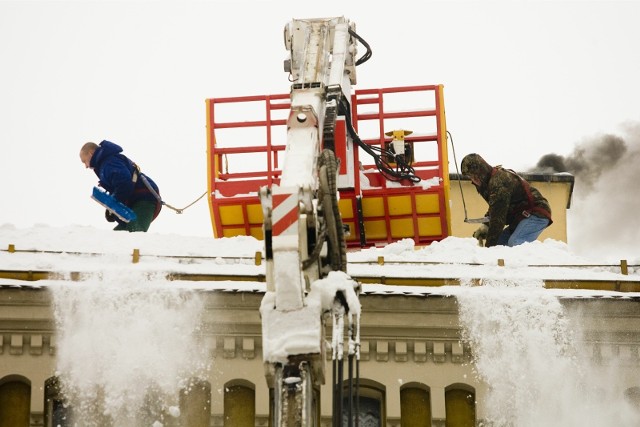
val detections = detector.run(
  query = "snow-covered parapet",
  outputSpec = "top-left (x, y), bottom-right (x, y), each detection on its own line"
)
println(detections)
top-left (347, 237), bottom-right (640, 282)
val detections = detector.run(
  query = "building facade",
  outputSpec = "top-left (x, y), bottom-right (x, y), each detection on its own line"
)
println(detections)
top-left (2, 279), bottom-right (640, 426)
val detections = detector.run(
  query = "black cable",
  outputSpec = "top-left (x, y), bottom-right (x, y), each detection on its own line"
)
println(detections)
top-left (337, 96), bottom-right (420, 183)
top-left (348, 29), bottom-right (372, 66)
top-left (355, 357), bottom-right (360, 427)
top-left (332, 358), bottom-right (338, 427)
top-left (348, 353), bottom-right (354, 427)
top-left (332, 28), bottom-right (418, 182)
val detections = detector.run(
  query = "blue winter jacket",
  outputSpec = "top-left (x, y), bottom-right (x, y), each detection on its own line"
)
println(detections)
top-left (90, 140), bottom-right (161, 208)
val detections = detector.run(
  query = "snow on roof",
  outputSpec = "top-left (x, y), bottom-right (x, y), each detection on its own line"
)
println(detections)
top-left (0, 224), bottom-right (638, 298)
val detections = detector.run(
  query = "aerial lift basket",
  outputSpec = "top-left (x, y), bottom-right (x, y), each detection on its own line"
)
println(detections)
top-left (206, 85), bottom-right (451, 247)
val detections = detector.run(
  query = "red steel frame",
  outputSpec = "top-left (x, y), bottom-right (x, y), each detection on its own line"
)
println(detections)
top-left (346, 85), bottom-right (450, 246)
top-left (206, 85), bottom-right (450, 246)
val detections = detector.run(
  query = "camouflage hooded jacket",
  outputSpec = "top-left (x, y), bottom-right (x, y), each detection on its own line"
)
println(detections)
top-left (461, 153), bottom-right (552, 247)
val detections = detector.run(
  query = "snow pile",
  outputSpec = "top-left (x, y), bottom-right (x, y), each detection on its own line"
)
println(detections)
top-left (0, 223), bottom-right (263, 277)
top-left (351, 236), bottom-right (594, 266)
top-left (2, 225), bottom-right (638, 285)
top-left (0, 223), bottom-right (258, 255)
top-left (347, 237), bottom-right (639, 282)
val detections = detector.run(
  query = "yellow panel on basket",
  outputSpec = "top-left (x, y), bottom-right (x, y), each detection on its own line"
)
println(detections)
top-left (338, 199), bottom-right (354, 219)
top-left (249, 227), bottom-right (264, 240)
top-left (388, 195), bottom-right (412, 216)
top-left (364, 220), bottom-right (388, 240)
top-left (362, 197), bottom-right (385, 217)
top-left (416, 194), bottom-right (441, 214)
top-left (390, 218), bottom-right (415, 238)
top-left (222, 227), bottom-right (247, 237)
top-left (247, 203), bottom-right (264, 224)
top-left (418, 217), bottom-right (443, 237)
top-left (219, 205), bottom-right (245, 225)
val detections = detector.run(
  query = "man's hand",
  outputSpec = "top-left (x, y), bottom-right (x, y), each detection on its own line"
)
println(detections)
top-left (473, 224), bottom-right (488, 246)
top-left (105, 209), bottom-right (117, 223)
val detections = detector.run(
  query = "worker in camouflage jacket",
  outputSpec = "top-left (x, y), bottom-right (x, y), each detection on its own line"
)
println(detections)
top-left (460, 153), bottom-right (552, 247)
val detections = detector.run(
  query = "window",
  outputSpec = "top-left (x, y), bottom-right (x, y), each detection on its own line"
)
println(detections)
top-left (342, 379), bottom-right (385, 427)
top-left (179, 378), bottom-right (211, 427)
top-left (400, 383), bottom-right (431, 427)
top-left (0, 375), bottom-right (31, 427)
top-left (44, 376), bottom-right (72, 427)
top-left (224, 380), bottom-right (255, 427)
top-left (445, 384), bottom-right (475, 427)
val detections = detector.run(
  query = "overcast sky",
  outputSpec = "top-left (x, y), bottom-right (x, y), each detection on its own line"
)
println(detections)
top-left (1, 0), bottom-right (639, 250)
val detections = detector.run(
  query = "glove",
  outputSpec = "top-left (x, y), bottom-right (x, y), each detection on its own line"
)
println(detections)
top-left (473, 224), bottom-right (488, 246)
top-left (473, 224), bottom-right (488, 239)
top-left (105, 209), bottom-right (117, 223)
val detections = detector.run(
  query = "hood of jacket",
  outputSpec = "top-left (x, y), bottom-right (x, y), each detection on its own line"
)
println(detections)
top-left (461, 153), bottom-right (493, 187)
top-left (90, 140), bottom-right (123, 170)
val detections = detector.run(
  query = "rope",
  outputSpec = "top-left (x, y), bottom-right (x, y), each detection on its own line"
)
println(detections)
top-left (138, 172), bottom-right (207, 214)
top-left (448, 130), bottom-right (470, 220)
top-left (162, 190), bottom-right (208, 214)
top-left (449, 131), bottom-right (489, 224)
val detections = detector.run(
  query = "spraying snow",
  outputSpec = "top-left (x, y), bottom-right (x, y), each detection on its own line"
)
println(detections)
top-left (456, 279), bottom-right (640, 426)
top-left (50, 271), bottom-right (209, 426)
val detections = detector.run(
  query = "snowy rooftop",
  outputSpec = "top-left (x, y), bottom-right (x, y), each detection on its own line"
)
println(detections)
top-left (1, 224), bottom-right (638, 299)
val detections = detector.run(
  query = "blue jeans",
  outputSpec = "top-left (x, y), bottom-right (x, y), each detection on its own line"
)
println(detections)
top-left (497, 215), bottom-right (550, 247)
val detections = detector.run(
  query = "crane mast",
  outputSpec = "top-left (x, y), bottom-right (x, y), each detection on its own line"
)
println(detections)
top-left (259, 17), bottom-right (362, 427)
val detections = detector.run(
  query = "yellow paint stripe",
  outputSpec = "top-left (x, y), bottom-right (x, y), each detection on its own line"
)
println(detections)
top-left (2, 269), bottom-right (639, 293)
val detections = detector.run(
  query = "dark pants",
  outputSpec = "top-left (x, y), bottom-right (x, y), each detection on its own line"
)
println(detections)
top-left (114, 201), bottom-right (158, 232)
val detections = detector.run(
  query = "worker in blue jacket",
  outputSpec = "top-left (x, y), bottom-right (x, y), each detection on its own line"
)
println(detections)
top-left (80, 140), bottom-right (162, 232)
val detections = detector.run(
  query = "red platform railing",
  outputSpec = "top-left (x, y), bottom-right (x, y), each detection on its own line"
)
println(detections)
top-left (206, 85), bottom-right (451, 246)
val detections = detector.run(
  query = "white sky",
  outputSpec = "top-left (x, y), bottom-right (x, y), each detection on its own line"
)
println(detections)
top-left (1, 1), bottom-right (639, 251)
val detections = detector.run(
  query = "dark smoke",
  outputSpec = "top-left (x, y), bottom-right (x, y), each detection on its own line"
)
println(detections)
top-left (535, 153), bottom-right (568, 174)
top-left (531, 134), bottom-right (628, 190)
top-left (530, 124), bottom-right (640, 259)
